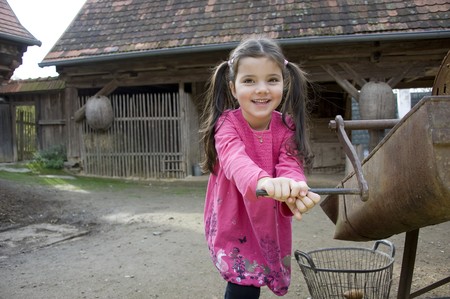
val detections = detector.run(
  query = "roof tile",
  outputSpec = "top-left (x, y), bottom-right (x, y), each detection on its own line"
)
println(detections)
top-left (0, 0), bottom-right (40, 45)
top-left (42, 0), bottom-right (450, 64)
top-left (0, 77), bottom-right (64, 93)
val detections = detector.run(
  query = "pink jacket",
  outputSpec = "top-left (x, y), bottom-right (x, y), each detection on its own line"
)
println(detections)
top-left (204, 109), bottom-right (306, 296)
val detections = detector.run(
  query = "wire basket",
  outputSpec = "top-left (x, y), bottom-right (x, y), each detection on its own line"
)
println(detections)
top-left (295, 240), bottom-right (395, 299)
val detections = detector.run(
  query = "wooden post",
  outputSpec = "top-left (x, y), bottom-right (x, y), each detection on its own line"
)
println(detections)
top-left (65, 86), bottom-right (80, 163)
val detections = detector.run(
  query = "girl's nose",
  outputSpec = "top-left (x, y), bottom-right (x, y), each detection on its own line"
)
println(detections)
top-left (256, 83), bottom-right (269, 94)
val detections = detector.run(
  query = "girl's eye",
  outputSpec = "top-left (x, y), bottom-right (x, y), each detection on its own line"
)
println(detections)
top-left (243, 79), bottom-right (254, 84)
top-left (269, 78), bottom-right (280, 83)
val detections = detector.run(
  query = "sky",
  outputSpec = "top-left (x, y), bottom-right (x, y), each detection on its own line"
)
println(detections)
top-left (8, 0), bottom-right (86, 79)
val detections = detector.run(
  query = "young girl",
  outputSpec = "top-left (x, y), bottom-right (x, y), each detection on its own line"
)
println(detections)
top-left (200, 36), bottom-right (320, 298)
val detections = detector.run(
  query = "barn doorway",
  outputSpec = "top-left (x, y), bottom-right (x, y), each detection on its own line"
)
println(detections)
top-left (15, 105), bottom-right (37, 161)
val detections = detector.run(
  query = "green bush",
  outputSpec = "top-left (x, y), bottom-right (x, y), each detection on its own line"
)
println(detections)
top-left (30, 145), bottom-right (67, 170)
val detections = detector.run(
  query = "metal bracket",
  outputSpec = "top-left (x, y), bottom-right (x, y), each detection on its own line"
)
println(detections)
top-left (333, 115), bottom-right (369, 202)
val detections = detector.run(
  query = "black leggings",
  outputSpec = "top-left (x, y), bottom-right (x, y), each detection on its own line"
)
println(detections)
top-left (224, 282), bottom-right (261, 299)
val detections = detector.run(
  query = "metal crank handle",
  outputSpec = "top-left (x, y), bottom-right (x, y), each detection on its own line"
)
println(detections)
top-left (256, 188), bottom-right (361, 197)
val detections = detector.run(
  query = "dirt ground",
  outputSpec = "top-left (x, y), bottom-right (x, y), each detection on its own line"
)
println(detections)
top-left (0, 172), bottom-right (449, 299)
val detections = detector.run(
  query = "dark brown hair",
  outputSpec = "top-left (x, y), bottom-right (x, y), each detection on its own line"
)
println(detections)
top-left (200, 36), bottom-right (313, 174)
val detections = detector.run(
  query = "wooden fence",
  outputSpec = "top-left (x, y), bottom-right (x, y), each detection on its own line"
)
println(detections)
top-left (80, 92), bottom-right (185, 179)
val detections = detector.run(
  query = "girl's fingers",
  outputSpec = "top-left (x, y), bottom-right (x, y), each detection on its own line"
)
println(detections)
top-left (290, 181), bottom-right (309, 198)
top-left (282, 184), bottom-right (292, 200)
top-left (295, 200), bottom-right (308, 213)
top-left (273, 185), bottom-right (281, 199)
top-left (263, 181), bottom-right (275, 198)
top-left (298, 182), bottom-right (309, 197)
top-left (307, 191), bottom-right (321, 204)
top-left (286, 190), bottom-right (321, 220)
top-left (286, 201), bottom-right (303, 221)
top-left (274, 182), bottom-right (294, 201)
top-left (295, 193), bottom-right (321, 214)
top-left (290, 207), bottom-right (303, 221)
top-left (299, 196), bottom-right (315, 209)
top-left (262, 180), bottom-right (321, 207)
top-left (293, 209), bottom-right (303, 221)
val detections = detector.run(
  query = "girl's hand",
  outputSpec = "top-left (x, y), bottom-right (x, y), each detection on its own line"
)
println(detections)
top-left (257, 177), bottom-right (301, 201)
top-left (257, 178), bottom-right (321, 221)
top-left (288, 190), bottom-right (321, 221)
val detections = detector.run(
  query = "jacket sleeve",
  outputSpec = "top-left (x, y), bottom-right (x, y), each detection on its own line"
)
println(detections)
top-left (275, 142), bottom-right (306, 181)
top-left (215, 116), bottom-right (270, 201)
top-left (275, 120), bottom-right (306, 181)
top-left (275, 130), bottom-right (307, 217)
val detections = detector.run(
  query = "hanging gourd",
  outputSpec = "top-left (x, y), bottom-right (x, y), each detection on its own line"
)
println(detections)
top-left (359, 81), bottom-right (396, 120)
top-left (85, 95), bottom-right (114, 130)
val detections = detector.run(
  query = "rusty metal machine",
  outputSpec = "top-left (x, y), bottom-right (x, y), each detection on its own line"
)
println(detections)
top-left (321, 96), bottom-right (449, 241)
top-left (320, 50), bottom-right (450, 299)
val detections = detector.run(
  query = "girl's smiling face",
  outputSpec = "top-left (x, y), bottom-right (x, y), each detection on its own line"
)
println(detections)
top-left (229, 56), bottom-right (284, 131)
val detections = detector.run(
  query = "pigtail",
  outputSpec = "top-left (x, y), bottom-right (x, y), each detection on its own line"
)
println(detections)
top-left (282, 62), bottom-right (314, 169)
top-left (200, 61), bottom-right (236, 174)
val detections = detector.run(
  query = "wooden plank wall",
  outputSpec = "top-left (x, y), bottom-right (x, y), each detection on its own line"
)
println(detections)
top-left (0, 103), bottom-right (13, 162)
top-left (37, 92), bottom-right (66, 150)
top-left (79, 92), bottom-right (184, 179)
top-left (309, 118), bottom-right (346, 173)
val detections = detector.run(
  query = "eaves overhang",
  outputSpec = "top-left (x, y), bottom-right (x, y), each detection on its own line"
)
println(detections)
top-left (0, 32), bottom-right (41, 47)
top-left (39, 30), bottom-right (450, 68)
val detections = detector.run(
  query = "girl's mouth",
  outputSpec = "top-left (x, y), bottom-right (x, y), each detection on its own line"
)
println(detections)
top-left (252, 99), bottom-right (270, 104)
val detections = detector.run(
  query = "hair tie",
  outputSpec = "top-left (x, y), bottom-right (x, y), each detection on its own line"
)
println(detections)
top-left (284, 59), bottom-right (289, 66)
top-left (228, 59), bottom-right (234, 68)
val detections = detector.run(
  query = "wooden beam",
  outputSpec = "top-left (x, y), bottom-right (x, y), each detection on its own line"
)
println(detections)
top-left (38, 119), bottom-right (66, 125)
top-left (321, 64), bottom-right (360, 101)
top-left (338, 63), bottom-right (367, 88)
top-left (74, 79), bottom-right (118, 122)
top-left (387, 64), bottom-right (413, 88)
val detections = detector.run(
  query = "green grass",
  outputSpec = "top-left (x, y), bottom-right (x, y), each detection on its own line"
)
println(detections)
top-left (0, 165), bottom-right (207, 196)
top-left (1, 161), bottom-right (144, 192)
top-left (0, 168), bottom-right (138, 193)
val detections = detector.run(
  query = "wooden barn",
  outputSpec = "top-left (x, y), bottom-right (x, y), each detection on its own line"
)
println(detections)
top-left (0, 0), bottom-right (41, 162)
top-left (1, 0), bottom-right (450, 179)
top-left (0, 78), bottom-right (66, 162)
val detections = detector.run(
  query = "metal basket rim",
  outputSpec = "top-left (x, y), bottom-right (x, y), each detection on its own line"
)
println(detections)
top-left (295, 247), bottom-right (395, 273)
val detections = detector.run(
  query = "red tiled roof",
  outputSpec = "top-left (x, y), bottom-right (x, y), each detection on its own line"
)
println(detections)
top-left (42, 0), bottom-right (450, 65)
top-left (0, 0), bottom-right (41, 46)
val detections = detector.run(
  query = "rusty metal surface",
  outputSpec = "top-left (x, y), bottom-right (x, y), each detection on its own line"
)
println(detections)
top-left (256, 188), bottom-right (360, 197)
top-left (321, 96), bottom-right (450, 241)
top-left (334, 115), bottom-right (369, 202)
top-left (328, 119), bottom-right (399, 130)
top-left (432, 50), bottom-right (450, 95)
